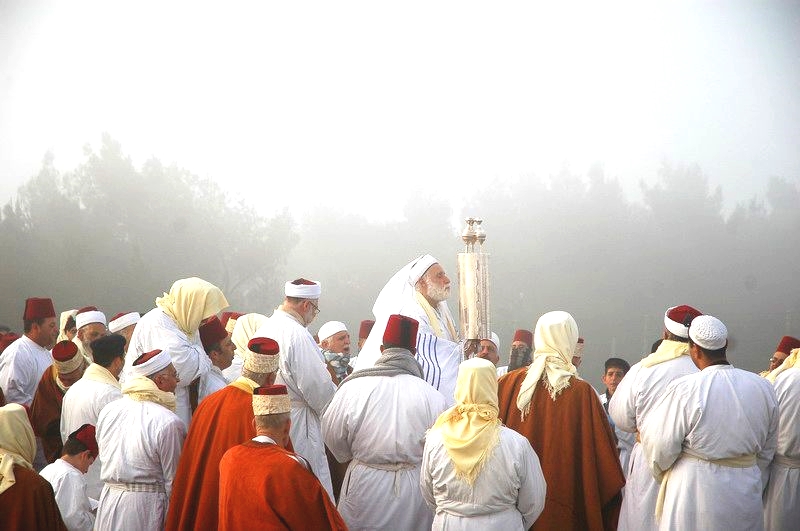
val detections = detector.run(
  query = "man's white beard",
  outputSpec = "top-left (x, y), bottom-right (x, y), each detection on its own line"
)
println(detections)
top-left (427, 283), bottom-right (450, 303)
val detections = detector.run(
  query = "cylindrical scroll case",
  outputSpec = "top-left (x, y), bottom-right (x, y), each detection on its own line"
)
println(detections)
top-left (457, 251), bottom-right (490, 341)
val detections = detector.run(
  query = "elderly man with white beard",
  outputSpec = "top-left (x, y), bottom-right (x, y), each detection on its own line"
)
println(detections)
top-left (73, 307), bottom-right (108, 362)
top-left (355, 255), bottom-right (464, 406)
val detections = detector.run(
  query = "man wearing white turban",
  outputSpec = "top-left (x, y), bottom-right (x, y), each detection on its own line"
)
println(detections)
top-left (125, 277), bottom-right (229, 427)
top-left (355, 254), bottom-right (463, 405)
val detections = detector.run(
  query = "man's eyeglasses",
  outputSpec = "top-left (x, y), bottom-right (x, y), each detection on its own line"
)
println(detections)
top-left (308, 301), bottom-right (320, 315)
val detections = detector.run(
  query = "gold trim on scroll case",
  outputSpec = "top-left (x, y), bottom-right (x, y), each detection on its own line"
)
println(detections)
top-left (457, 217), bottom-right (490, 345)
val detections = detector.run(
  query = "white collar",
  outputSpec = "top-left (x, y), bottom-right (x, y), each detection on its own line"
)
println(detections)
top-left (253, 435), bottom-right (277, 445)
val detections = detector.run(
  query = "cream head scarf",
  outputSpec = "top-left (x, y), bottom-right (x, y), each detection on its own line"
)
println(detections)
top-left (430, 358), bottom-right (502, 484)
top-left (766, 347), bottom-right (800, 383)
top-left (156, 277), bottom-right (229, 338)
top-left (231, 313), bottom-right (268, 360)
top-left (517, 311), bottom-right (579, 418)
top-left (57, 309), bottom-right (78, 343)
top-left (0, 404), bottom-right (36, 494)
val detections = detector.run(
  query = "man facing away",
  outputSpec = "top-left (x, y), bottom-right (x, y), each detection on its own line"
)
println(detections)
top-left (608, 304), bottom-right (703, 531)
top-left (0, 297), bottom-right (59, 406)
top-left (218, 384), bottom-right (346, 531)
top-left (640, 315), bottom-right (778, 530)
top-left (322, 314), bottom-right (448, 530)
top-left (60, 334), bottom-right (125, 500)
top-left (107, 312), bottom-right (140, 354)
top-left (40, 424), bottom-right (98, 531)
top-left (254, 278), bottom-right (337, 499)
top-left (95, 349), bottom-right (186, 531)
top-left (165, 336), bottom-right (279, 531)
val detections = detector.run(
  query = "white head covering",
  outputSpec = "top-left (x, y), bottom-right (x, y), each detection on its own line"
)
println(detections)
top-left (0, 404), bottom-right (36, 494)
top-left (355, 254), bottom-right (454, 370)
top-left (516, 311), bottom-right (579, 418)
top-left (252, 385), bottom-right (291, 415)
top-left (57, 309), bottom-right (78, 343)
top-left (688, 315), bottom-right (727, 350)
top-left (318, 321), bottom-right (347, 342)
top-left (129, 350), bottom-right (172, 378)
top-left (231, 313), bottom-right (268, 360)
top-left (482, 332), bottom-right (500, 351)
top-left (284, 279), bottom-right (321, 299)
top-left (75, 310), bottom-right (107, 330)
top-left (109, 312), bottom-right (140, 333)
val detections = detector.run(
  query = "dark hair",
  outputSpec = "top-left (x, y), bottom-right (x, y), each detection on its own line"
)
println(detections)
top-left (62, 437), bottom-right (89, 457)
top-left (64, 315), bottom-right (76, 332)
top-left (651, 338), bottom-right (663, 353)
top-left (664, 331), bottom-right (689, 343)
top-left (91, 334), bottom-right (126, 367)
top-left (604, 357), bottom-right (630, 373)
top-left (23, 318), bottom-right (46, 333)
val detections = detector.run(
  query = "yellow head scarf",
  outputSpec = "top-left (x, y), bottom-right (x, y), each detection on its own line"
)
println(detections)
top-left (430, 358), bottom-right (502, 485)
top-left (516, 310), bottom-right (579, 418)
top-left (766, 347), bottom-right (800, 383)
top-left (0, 404), bottom-right (36, 494)
top-left (155, 277), bottom-right (229, 338)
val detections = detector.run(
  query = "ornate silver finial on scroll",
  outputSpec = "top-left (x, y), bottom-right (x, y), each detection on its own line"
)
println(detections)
top-left (457, 217), bottom-right (490, 348)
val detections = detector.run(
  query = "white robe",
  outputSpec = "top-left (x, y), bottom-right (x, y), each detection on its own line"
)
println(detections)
top-left (641, 364), bottom-right (778, 531)
top-left (95, 396), bottom-right (186, 531)
top-left (322, 372), bottom-right (448, 530)
top-left (198, 365), bottom-right (227, 401)
top-left (60, 365), bottom-right (122, 500)
top-left (421, 427), bottom-right (546, 530)
top-left (39, 458), bottom-right (95, 531)
top-left (254, 309), bottom-right (337, 499)
top-left (600, 391), bottom-right (636, 478)
top-left (125, 308), bottom-right (211, 427)
top-left (763, 367), bottom-right (800, 531)
top-left (608, 349), bottom-right (698, 530)
top-left (221, 355), bottom-right (242, 382)
top-left (0, 334), bottom-right (53, 406)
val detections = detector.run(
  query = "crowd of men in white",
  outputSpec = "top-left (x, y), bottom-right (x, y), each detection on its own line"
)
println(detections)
top-left (0, 253), bottom-right (798, 530)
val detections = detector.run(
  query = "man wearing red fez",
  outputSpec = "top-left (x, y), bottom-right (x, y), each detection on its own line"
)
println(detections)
top-left (357, 319), bottom-right (375, 350)
top-left (507, 329), bottom-right (534, 372)
top-left (126, 277), bottom-right (229, 428)
top-left (197, 315), bottom-right (235, 401)
top-left (166, 336), bottom-right (280, 531)
top-left (30, 340), bottom-right (88, 465)
top-left (760, 335), bottom-right (800, 376)
top-left (251, 277), bottom-right (337, 499)
top-left (355, 254), bottom-right (463, 408)
top-left (40, 424), bottom-right (99, 530)
top-left (608, 304), bottom-right (704, 530)
top-left (218, 384), bottom-right (346, 531)
top-left (96, 349), bottom-right (187, 531)
top-left (322, 314), bottom-right (448, 530)
top-left (0, 297), bottom-right (59, 406)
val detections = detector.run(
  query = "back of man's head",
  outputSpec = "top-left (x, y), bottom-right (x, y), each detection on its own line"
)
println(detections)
top-left (90, 334), bottom-right (126, 367)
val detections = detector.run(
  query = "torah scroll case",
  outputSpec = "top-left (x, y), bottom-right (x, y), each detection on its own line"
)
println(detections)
top-left (457, 217), bottom-right (490, 342)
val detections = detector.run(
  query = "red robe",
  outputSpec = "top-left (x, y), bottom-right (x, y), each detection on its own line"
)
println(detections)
top-left (166, 383), bottom-right (260, 531)
top-left (218, 441), bottom-right (347, 531)
top-left (0, 463), bottom-right (67, 530)
top-left (30, 365), bottom-right (66, 463)
top-left (497, 370), bottom-right (625, 531)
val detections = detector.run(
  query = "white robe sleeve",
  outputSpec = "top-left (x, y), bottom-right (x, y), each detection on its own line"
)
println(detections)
top-left (157, 416), bottom-right (187, 497)
top-left (419, 434), bottom-right (437, 511)
top-left (321, 388), bottom-right (354, 463)
top-left (1, 350), bottom-right (36, 405)
top-left (608, 363), bottom-right (640, 433)
top-left (757, 387), bottom-right (780, 490)
top-left (52, 469), bottom-right (95, 531)
top-left (640, 381), bottom-right (695, 481)
top-left (516, 437), bottom-right (547, 529)
top-left (290, 335), bottom-right (336, 417)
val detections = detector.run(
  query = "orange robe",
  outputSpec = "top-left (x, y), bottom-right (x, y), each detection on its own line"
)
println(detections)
top-left (0, 463), bottom-right (67, 530)
top-left (218, 440), bottom-right (347, 531)
top-left (30, 365), bottom-right (66, 463)
top-left (497, 370), bottom-right (625, 531)
top-left (166, 384), bottom-right (259, 531)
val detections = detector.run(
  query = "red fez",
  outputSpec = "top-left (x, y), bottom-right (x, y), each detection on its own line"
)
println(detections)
top-left (0, 333), bottom-right (21, 353)
top-left (359, 319), bottom-right (375, 339)
top-left (77, 306), bottom-right (98, 314)
top-left (199, 316), bottom-right (227, 351)
top-left (70, 424), bottom-right (99, 458)
top-left (220, 311), bottom-right (244, 329)
top-left (291, 278), bottom-right (316, 285)
top-left (248, 337), bottom-right (280, 355)
top-left (776, 335), bottom-right (800, 355)
top-left (254, 384), bottom-right (288, 396)
top-left (23, 298), bottom-right (56, 320)
top-left (52, 340), bottom-right (79, 361)
top-left (383, 314), bottom-right (419, 351)
top-left (134, 349), bottom-right (163, 365)
top-left (664, 305), bottom-right (703, 338)
top-left (512, 329), bottom-right (533, 348)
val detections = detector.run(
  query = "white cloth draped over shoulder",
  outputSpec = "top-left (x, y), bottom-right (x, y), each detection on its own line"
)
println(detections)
top-left (640, 365), bottom-right (778, 531)
top-left (322, 371), bottom-right (448, 531)
top-left (607, 340), bottom-right (698, 531)
top-left (40, 458), bottom-right (95, 531)
top-left (354, 254), bottom-right (463, 406)
top-left (764, 366), bottom-right (800, 531)
top-left (254, 309), bottom-right (337, 500)
top-left (95, 395), bottom-right (186, 531)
